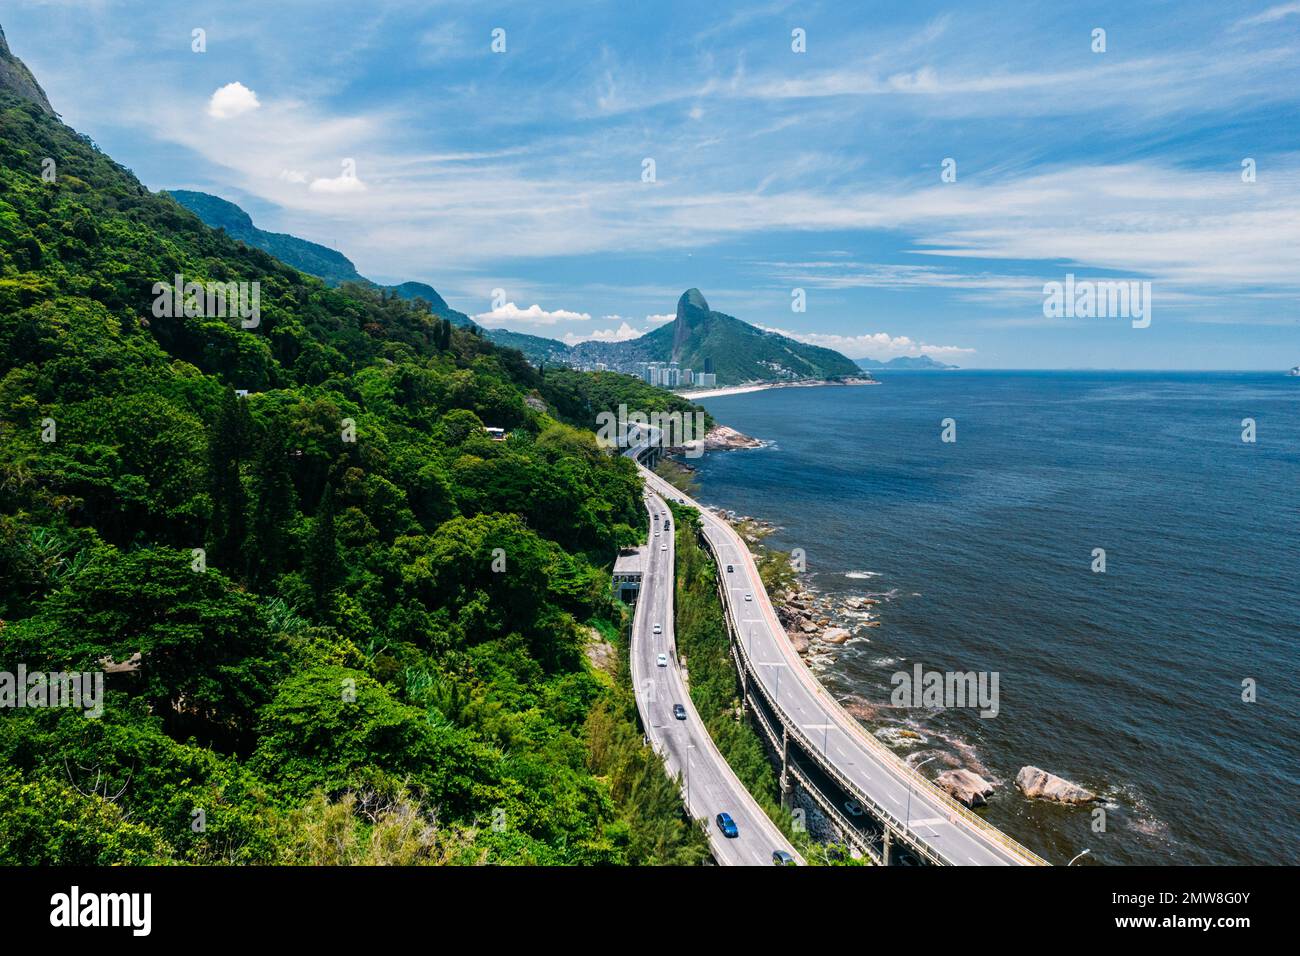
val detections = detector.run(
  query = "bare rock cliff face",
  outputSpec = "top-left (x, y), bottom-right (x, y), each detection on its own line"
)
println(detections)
top-left (0, 23), bottom-right (56, 114)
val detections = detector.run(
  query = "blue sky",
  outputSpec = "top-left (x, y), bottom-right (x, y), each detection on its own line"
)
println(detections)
top-left (7, 0), bottom-right (1299, 367)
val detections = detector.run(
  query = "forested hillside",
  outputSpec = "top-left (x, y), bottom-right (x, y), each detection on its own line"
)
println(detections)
top-left (0, 81), bottom-right (707, 864)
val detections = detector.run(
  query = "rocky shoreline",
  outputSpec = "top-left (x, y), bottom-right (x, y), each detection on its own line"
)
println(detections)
top-left (670, 430), bottom-right (1104, 827)
top-left (702, 502), bottom-right (1101, 819)
top-left (703, 506), bottom-right (881, 663)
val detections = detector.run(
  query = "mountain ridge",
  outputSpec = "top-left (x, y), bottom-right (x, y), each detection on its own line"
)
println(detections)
top-left (168, 190), bottom-right (480, 329)
top-left (169, 195), bottom-right (860, 386)
top-left (855, 355), bottom-right (958, 370)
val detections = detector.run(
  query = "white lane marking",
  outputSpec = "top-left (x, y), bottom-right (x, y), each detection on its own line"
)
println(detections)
top-left (910, 817), bottom-right (945, 828)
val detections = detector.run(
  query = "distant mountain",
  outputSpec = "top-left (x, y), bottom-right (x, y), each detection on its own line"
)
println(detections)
top-left (169, 190), bottom-right (367, 286)
top-left (855, 355), bottom-right (958, 370)
top-left (568, 289), bottom-right (861, 385)
top-left (486, 328), bottom-right (575, 365)
top-left (385, 282), bottom-right (477, 329)
top-left (162, 195), bottom-right (857, 385)
top-left (0, 24), bottom-right (54, 115)
top-left (168, 190), bottom-right (481, 330)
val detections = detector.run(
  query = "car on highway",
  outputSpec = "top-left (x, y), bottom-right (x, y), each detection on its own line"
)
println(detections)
top-left (744, 593), bottom-right (753, 602)
top-left (726, 564), bottom-right (734, 573)
top-left (652, 623), bottom-right (662, 634)
top-left (654, 531), bottom-right (660, 537)
top-left (844, 799), bottom-right (865, 817)
top-left (661, 544), bottom-right (667, 551)
top-left (715, 813), bottom-right (739, 838)
top-left (772, 850), bottom-right (796, 866)
top-left (672, 704), bottom-right (687, 720)
top-left (656, 653), bottom-right (668, 667)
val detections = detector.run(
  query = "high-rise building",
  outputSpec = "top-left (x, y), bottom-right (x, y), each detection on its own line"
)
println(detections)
top-left (703, 357), bottom-right (714, 375)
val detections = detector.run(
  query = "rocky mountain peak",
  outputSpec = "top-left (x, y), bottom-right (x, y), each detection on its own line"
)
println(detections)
top-left (0, 23), bottom-right (55, 115)
top-left (677, 288), bottom-right (710, 317)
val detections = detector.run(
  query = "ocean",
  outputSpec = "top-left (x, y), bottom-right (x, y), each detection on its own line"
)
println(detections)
top-left (690, 371), bottom-right (1299, 865)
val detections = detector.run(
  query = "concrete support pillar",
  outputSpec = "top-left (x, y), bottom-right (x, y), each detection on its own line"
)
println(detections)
top-left (882, 829), bottom-right (892, 867)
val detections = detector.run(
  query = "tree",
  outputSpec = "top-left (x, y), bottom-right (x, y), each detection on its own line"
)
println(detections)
top-left (0, 548), bottom-right (278, 748)
top-left (305, 485), bottom-right (341, 613)
top-left (208, 389), bottom-right (251, 575)
top-left (250, 417), bottom-right (296, 588)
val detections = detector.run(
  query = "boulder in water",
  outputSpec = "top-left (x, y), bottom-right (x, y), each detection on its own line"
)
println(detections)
top-left (1015, 765), bottom-right (1096, 804)
top-left (936, 769), bottom-right (996, 807)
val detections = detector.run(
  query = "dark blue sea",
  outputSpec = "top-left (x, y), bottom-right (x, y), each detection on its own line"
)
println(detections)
top-left (692, 372), bottom-right (1299, 865)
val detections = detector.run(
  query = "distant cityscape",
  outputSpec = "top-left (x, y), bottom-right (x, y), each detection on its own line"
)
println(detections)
top-left (578, 357), bottom-right (717, 390)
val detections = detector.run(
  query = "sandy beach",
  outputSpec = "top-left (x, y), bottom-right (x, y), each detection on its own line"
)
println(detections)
top-left (677, 377), bottom-right (878, 401)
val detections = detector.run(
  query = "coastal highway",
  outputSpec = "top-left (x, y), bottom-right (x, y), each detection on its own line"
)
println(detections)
top-left (626, 425), bottom-right (1044, 866)
top-left (629, 487), bottom-right (802, 866)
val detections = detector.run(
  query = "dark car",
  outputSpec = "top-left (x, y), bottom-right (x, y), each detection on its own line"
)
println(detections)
top-left (673, 704), bottom-right (687, 720)
top-left (726, 564), bottom-right (734, 573)
top-left (716, 812), bottom-right (739, 838)
top-left (772, 850), bottom-right (796, 866)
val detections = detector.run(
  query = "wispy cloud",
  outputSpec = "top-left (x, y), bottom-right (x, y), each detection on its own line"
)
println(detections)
top-left (759, 325), bottom-right (974, 360)
top-left (11, 0), bottom-right (1298, 366)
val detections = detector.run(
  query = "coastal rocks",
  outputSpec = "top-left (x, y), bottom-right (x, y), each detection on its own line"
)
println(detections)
top-left (820, 626), bottom-right (852, 645)
top-left (843, 596), bottom-right (879, 610)
top-left (1015, 766), bottom-right (1096, 804)
top-left (876, 727), bottom-right (927, 748)
top-left (703, 424), bottom-right (763, 451)
top-left (775, 584), bottom-right (885, 663)
top-left (936, 769), bottom-right (997, 808)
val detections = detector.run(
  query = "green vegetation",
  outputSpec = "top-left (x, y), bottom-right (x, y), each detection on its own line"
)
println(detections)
top-left (167, 190), bottom-right (367, 287)
top-left (666, 502), bottom-right (801, 843)
top-left (0, 87), bottom-right (705, 864)
top-left (653, 458), bottom-right (701, 498)
top-left (538, 368), bottom-right (713, 434)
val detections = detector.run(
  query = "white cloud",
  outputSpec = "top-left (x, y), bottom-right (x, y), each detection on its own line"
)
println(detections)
top-left (90, 10), bottom-right (1298, 312)
top-left (563, 321), bottom-right (644, 345)
top-left (645, 313), bottom-right (675, 323)
top-left (207, 82), bottom-right (260, 120)
top-left (1236, 3), bottom-right (1300, 26)
top-left (473, 302), bottom-right (592, 326)
top-left (760, 325), bottom-right (974, 360)
top-left (309, 170), bottom-right (367, 194)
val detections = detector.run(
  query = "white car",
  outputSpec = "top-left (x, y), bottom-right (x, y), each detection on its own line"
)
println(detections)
top-left (654, 531), bottom-right (660, 537)
top-left (744, 593), bottom-right (753, 602)
top-left (656, 653), bottom-right (668, 667)
top-left (844, 800), bottom-right (865, 817)
top-left (653, 623), bottom-right (662, 634)
top-left (661, 544), bottom-right (667, 552)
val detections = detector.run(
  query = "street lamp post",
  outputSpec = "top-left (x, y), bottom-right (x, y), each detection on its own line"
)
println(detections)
top-left (904, 755), bottom-right (938, 835)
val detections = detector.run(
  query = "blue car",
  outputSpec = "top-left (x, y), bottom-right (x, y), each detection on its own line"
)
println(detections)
top-left (716, 812), bottom-right (739, 838)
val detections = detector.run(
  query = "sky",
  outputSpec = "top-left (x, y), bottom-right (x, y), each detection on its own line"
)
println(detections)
top-left (6, 0), bottom-right (1299, 368)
